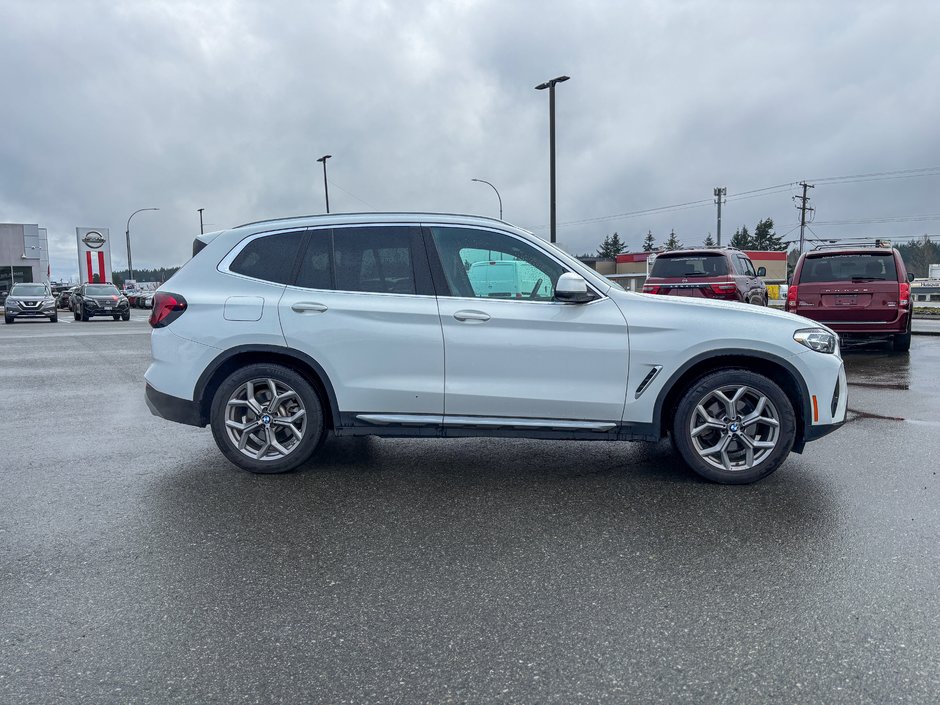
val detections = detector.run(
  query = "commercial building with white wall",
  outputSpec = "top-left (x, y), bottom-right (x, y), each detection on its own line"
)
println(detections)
top-left (0, 223), bottom-right (50, 292)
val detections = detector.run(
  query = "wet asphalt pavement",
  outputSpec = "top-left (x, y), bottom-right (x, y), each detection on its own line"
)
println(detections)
top-left (1, 313), bottom-right (938, 704)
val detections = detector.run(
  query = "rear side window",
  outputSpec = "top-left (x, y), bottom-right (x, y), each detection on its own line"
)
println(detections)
top-left (650, 254), bottom-right (729, 277)
top-left (230, 232), bottom-right (304, 284)
top-left (333, 227), bottom-right (416, 294)
top-left (296, 230), bottom-right (333, 290)
top-left (800, 254), bottom-right (898, 283)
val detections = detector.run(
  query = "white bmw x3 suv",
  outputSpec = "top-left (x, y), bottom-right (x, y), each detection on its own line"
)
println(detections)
top-left (145, 213), bottom-right (846, 484)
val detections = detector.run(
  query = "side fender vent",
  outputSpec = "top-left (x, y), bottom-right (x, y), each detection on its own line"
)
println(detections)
top-left (635, 365), bottom-right (663, 399)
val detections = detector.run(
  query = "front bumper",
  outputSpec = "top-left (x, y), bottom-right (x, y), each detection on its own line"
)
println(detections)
top-left (145, 384), bottom-right (205, 427)
top-left (7, 307), bottom-right (56, 318)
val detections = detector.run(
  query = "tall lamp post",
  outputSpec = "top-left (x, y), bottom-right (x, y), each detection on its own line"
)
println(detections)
top-left (471, 178), bottom-right (503, 220)
top-left (535, 75), bottom-right (569, 243)
top-left (198, 208), bottom-right (205, 235)
top-left (125, 207), bottom-right (159, 281)
top-left (317, 154), bottom-right (332, 213)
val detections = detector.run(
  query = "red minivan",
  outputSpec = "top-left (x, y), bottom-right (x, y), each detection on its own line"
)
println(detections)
top-left (787, 243), bottom-right (913, 351)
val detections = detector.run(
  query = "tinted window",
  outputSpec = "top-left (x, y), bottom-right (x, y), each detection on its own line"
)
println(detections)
top-left (650, 254), bottom-right (729, 278)
top-left (296, 230), bottom-right (333, 290)
top-left (800, 254), bottom-right (898, 283)
top-left (429, 227), bottom-right (563, 300)
top-left (230, 231), bottom-right (303, 284)
top-left (333, 227), bottom-right (416, 294)
top-left (737, 256), bottom-right (756, 276)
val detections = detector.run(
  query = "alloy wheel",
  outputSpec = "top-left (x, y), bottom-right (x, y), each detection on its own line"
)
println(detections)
top-left (688, 384), bottom-right (780, 472)
top-left (224, 378), bottom-right (307, 461)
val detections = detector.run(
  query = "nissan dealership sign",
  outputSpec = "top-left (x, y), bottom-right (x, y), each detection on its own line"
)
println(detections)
top-left (76, 227), bottom-right (113, 283)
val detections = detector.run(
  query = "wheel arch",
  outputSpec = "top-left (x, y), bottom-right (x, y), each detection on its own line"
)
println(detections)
top-left (653, 351), bottom-right (810, 452)
top-left (194, 345), bottom-right (340, 431)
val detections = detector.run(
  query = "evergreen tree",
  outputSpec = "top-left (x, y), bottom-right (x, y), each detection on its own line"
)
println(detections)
top-left (642, 230), bottom-right (656, 252)
top-left (703, 232), bottom-right (716, 247)
top-left (596, 232), bottom-right (626, 258)
top-left (664, 229), bottom-right (682, 250)
top-left (730, 225), bottom-right (752, 249)
top-left (751, 217), bottom-right (785, 251)
top-left (897, 235), bottom-right (940, 278)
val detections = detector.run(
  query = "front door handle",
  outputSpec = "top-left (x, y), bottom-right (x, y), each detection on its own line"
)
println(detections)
top-left (453, 310), bottom-right (490, 322)
top-left (291, 302), bottom-right (328, 313)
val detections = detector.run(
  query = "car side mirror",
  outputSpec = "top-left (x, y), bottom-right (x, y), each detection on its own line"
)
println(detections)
top-left (554, 272), bottom-right (592, 303)
top-left (908, 272), bottom-right (915, 282)
top-left (756, 266), bottom-right (766, 277)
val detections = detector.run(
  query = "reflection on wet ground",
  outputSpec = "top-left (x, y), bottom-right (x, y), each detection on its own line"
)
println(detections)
top-left (841, 340), bottom-right (911, 390)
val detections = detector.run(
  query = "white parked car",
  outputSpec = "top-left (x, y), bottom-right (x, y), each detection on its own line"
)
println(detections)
top-left (145, 213), bottom-right (846, 484)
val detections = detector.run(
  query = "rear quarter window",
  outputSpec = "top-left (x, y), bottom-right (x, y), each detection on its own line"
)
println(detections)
top-left (229, 231), bottom-right (304, 284)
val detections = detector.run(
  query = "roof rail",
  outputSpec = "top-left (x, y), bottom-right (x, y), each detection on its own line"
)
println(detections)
top-left (811, 239), bottom-right (893, 251)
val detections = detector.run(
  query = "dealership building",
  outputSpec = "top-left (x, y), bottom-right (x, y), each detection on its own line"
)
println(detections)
top-left (0, 223), bottom-right (50, 292)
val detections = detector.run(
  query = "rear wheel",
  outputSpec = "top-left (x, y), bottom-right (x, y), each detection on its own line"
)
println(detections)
top-left (210, 364), bottom-right (325, 474)
top-left (672, 368), bottom-right (796, 484)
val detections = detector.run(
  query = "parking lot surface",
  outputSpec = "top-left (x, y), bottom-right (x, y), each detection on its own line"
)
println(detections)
top-left (1, 315), bottom-right (938, 704)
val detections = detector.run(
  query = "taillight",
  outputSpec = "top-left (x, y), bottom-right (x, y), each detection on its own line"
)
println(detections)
top-left (899, 282), bottom-right (910, 307)
top-left (709, 282), bottom-right (738, 299)
top-left (786, 285), bottom-right (798, 312)
top-left (642, 285), bottom-right (661, 294)
top-left (149, 292), bottom-right (187, 328)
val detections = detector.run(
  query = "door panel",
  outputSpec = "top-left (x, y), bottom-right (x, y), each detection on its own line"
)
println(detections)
top-left (279, 225), bottom-right (444, 416)
top-left (425, 225), bottom-right (629, 422)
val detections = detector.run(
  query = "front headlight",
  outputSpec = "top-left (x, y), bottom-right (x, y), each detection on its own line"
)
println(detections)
top-left (794, 327), bottom-right (837, 354)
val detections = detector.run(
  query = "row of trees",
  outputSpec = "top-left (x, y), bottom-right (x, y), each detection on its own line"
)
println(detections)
top-left (596, 218), bottom-right (784, 257)
top-left (111, 267), bottom-right (180, 289)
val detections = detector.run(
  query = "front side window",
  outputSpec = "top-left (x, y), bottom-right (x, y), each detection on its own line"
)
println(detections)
top-left (738, 257), bottom-right (756, 277)
top-left (230, 231), bottom-right (304, 284)
top-left (428, 227), bottom-right (564, 300)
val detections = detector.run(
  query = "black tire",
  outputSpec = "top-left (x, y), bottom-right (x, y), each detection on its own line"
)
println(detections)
top-left (210, 363), bottom-right (325, 474)
top-left (81, 308), bottom-right (89, 321)
top-left (50, 314), bottom-right (57, 323)
top-left (671, 368), bottom-right (796, 484)
top-left (4, 315), bottom-right (12, 324)
top-left (121, 310), bottom-right (130, 321)
top-left (73, 308), bottom-right (80, 321)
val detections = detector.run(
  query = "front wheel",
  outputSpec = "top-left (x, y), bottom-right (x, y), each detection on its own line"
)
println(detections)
top-left (50, 314), bottom-right (57, 323)
top-left (210, 364), bottom-right (325, 474)
top-left (4, 315), bottom-right (12, 324)
top-left (121, 310), bottom-right (130, 321)
top-left (672, 369), bottom-right (796, 484)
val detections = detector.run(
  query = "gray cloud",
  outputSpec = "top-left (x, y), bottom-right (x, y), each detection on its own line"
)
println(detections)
top-left (1, 0), bottom-right (939, 279)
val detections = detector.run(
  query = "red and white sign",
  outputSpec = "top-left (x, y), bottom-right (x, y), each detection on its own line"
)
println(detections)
top-left (76, 227), bottom-right (113, 284)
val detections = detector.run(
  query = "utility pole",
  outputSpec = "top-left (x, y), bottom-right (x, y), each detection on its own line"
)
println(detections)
top-left (713, 187), bottom-right (726, 246)
top-left (794, 182), bottom-right (815, 253)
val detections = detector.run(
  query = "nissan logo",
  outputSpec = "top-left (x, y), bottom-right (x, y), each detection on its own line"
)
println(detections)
top-left (82, 231), bottom-right (106, 249)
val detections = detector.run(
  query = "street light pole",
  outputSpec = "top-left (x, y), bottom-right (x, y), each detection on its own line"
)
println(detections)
top-left (471, 178), bottom-right (503, 220)
top-left (535, 75), bottom-right (569, 243)
top-left (198, 208), bottom-right (205, 235)
top-left (125, 207), bottom-right (159, 281)
top-left (317, 154), bottom-right (332, 213)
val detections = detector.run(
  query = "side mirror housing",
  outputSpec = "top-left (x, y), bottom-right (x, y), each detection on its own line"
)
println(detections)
top-left (554, 272), bottom-right (592, 303)
top-left (756, 266), bottom-right (767, 277)
top-left (908, 272), bottom-right (915, 282)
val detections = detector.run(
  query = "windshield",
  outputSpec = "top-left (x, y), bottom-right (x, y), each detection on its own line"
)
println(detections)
top-left (801, 253), bottom-right (897, 283)
top-left (650, 253), bottom-right (729, 278)
top-left (86, 285), bottom-right (120, 296)
top-left (10, 284), bottom-right (48, 297)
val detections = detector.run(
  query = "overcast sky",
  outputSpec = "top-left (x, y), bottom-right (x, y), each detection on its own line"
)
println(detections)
top-left (2, 0), bottom-right (939, 279)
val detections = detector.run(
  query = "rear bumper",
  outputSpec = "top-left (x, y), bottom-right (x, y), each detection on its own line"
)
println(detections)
top-left (145, 384), bottom-right (206, 427)
top-left (797, 309), bottom-right (910, 335)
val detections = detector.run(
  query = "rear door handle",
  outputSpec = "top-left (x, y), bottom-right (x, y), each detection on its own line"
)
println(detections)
top-left (453, 310), bottom-right (490, 322)
top-left (291, 302), bottom-right (328, 313)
